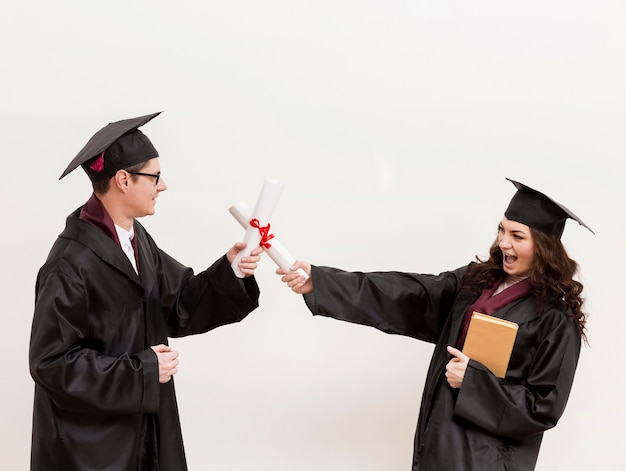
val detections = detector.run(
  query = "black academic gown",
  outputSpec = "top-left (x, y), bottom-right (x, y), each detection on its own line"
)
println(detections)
top-left (29, 208), bottom-right (260, 471)
top-left (303, 265), bottom-right (581, 471)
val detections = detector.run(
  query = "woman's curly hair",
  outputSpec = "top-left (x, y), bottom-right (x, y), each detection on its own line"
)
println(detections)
top-left (461, 228), bottom-right (588, 343)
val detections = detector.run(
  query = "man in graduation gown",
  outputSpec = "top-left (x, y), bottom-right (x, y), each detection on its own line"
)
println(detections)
top-left (29, 112), bottom-right (263, 471)
top-left (278, 179), bottom-right (592, 470)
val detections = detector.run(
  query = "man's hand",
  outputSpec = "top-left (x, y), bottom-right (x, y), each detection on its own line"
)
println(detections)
top-left (227, 242), bottom-right (264, 277)
top-left (150, 344), bottom-right (179, 384)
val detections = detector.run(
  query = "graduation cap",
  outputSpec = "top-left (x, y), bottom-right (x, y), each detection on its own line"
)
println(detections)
top-left (504, 178), bottom-right (594, 238)
top-left (59, 112), bottom-right (162, 181)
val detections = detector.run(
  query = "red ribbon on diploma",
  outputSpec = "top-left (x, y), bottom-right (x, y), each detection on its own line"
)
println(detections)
top-left (249, 219), bottom-right (274, 249)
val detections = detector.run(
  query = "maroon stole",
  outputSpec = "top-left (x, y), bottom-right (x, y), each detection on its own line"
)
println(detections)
top-left (456, 278), bottom-right (532, 348)
top-left (79, 193), bottom-right (140, 275)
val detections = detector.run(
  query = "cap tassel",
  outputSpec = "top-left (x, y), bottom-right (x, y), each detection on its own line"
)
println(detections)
top-left (90, 152), bottom-right (105, 172)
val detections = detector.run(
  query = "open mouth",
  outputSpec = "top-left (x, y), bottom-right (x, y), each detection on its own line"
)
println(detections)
top-left (503, 254), bottom-right (517, 265)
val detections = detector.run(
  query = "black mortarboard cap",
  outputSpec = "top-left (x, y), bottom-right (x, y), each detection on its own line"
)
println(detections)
top-left (59, 112), bottom-right (161, 181)
top-left (504, 178), bottom-right (594, 238)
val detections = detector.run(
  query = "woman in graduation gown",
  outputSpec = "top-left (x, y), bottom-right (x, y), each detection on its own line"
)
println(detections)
top-left (278, 178), bottom-right (592, 471)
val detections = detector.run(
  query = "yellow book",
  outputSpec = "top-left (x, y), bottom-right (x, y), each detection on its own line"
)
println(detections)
top-left (462, 312), bottom-right (519, 378)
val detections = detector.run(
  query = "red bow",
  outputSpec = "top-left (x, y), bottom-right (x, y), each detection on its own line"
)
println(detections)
top-left (249, 219), bottom-right (274, 249)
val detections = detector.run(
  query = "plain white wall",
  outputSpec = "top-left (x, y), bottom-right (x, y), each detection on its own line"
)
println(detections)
top-left (2, 1), bottom-right (624, 469)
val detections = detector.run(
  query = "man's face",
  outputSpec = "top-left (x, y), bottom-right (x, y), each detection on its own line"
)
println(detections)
top-left (125, 158), bottom-right (167, 218)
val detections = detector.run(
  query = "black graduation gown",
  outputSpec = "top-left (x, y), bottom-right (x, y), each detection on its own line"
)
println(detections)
top-left (29, 208), bottom-right (260, 471)
top-left (303, 265), bottom-right (581, 471)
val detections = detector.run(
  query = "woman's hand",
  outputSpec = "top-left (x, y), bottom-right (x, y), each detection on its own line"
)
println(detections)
top-left (445, 346), bottom-right (469, 389)
top-left (276, 260), bottom-right (313, 294)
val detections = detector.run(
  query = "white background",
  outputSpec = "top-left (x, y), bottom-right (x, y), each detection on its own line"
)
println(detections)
top-left (2, 1), bottom-right (624, 469)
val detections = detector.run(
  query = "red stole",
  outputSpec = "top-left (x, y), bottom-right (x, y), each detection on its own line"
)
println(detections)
top-left (79, 193), bottom-right (140, 275)
top-left (457, 278), bottom-right (532, 348)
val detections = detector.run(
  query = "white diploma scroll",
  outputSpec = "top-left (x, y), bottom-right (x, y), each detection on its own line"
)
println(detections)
top-left (229, 200), bottom-right (309, 280)
top-left (230, 179), bottom-right (285, 278)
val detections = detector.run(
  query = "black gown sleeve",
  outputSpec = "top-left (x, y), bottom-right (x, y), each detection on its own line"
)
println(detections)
top-left (29, 271), bottom-right (161, 415)
top-left (158, 251), bottom-right (260, 338)
top-left (302, 265), bottom-right (466, 342)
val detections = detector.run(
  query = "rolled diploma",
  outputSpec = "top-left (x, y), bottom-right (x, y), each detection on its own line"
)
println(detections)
top-left (229, 200), bottom-right (309, 280)
top-left (230, 179), bottom-right (285, 278)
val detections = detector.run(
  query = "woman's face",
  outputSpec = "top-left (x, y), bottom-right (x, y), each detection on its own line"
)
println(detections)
top-left (498, 216), bottom-right (535, 277)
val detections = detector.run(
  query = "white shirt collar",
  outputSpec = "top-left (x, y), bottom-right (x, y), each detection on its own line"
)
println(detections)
top-left (114, 224), bottom-right (135, 246)
top-left (114, 224), bottom-right (138, 274)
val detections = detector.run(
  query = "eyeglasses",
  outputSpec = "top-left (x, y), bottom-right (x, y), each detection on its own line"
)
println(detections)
top-left (127, 171), bottom-right (161, 185)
